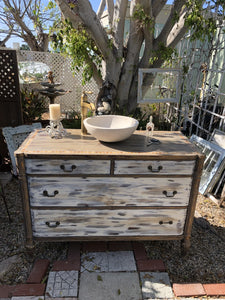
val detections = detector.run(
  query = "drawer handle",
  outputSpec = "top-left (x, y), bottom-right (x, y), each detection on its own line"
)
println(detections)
top-left (159, 220), bottom-right (173, 225)
top-left (46, 221), bottom-right (60, 228)
top-left (60, 164), bottom-right (76, 172)
top-left (163, 190), bottom-right (177, 197)
top-left (43, 190), bottom-right (59, 197)
top-left (148, 165), bottom-right (163, 172)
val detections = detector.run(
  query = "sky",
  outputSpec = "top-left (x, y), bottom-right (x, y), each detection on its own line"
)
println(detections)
top-left (89, 0), bottom-right (174, 12)
top-left (5, 0), bottom-right (173, 48)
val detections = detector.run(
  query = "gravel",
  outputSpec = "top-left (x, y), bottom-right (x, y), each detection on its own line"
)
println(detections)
top-left (0, 177), bottom-right (224, 285)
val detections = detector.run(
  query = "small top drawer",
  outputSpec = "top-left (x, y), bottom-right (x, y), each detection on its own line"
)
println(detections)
top-left (25, 159), bottom-right (110, 175)
top-left (114, 160), bottom-right (195, 175)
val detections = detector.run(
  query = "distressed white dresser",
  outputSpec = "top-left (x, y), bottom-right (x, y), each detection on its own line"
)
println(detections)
top-left (15, 129), bottom-right (204, 252)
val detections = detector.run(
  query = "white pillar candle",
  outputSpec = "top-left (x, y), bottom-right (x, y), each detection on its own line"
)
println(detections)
top-left (49, 104), bottom-right (61, 121)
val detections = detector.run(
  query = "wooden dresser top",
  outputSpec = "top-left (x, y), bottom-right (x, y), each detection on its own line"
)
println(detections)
top-left (15, 129), bottom-right (203, 159)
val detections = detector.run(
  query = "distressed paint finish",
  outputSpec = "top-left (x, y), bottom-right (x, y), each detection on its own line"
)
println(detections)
top-left (25, 159), bottom-right (110, 174)
top-left (15, 129), bottom-right (205, 250)
top-left (114, 160), bottom-right (195, 175)
top-left (15, 129), bottom-right (201, 159)
top-left (31, 208), bottom-right (186, 237)
top-left (28, 176), bottom-right (192, 207)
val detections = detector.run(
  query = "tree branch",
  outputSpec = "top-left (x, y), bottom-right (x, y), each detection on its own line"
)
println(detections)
top-left (0, 31), bottom-right (12, 46)
top-left (97, 0), bottom-right (106, 18)
top-left (85, 54), bottom-right (103, 87)
top-left (112, 0), bottom-right (128, 56)
top-left (55, 0), bottom-right (81, 28)
top-left (3, 0), bottom-right (38, 45)
top-left (138, 0), bottom-right (154, 68)
top-left (106, 0), bottom-right (114, 27)
top-left (154, 0), bottom-right (186, 48)
top-left (77, 0), bottom-right (115, 61)
top-left (166, 9), bottom-right (187, 48)
top-left (152, 0), bottom-right (167, 19)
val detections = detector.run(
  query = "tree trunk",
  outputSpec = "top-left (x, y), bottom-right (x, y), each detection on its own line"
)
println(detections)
top-left (55, 0), bottom-right (189, 114)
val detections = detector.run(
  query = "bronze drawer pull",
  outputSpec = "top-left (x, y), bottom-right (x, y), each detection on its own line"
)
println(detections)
top-left (45, 221), bottom-right (60, 228)
top-left (163, 190), bottom-right (177, 197)
top-left (60, 164), bottom-right (76, 172)
top-left (159, 220), bottom-right (173, 225)
top-left (148, 165), bottom-right (163, 172)
top-left (43, 190), bottom-right (59, 197)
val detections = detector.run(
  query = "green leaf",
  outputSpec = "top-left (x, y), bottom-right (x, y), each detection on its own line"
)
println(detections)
top-left (97, 275), bottom-right (103, 281)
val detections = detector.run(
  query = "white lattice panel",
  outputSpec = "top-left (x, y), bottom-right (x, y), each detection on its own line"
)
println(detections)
top-left (17, 50), bottom-right (99, 115)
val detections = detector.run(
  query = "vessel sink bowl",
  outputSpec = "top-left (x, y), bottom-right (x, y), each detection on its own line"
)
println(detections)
top-left (83, 115), bottom-right (139, 142)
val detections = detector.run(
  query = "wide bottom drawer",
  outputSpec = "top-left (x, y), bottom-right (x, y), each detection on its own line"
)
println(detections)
top-left (31, 208), bottom-right (186, 237)
top-left (28, 177), bottom-right (192, 207)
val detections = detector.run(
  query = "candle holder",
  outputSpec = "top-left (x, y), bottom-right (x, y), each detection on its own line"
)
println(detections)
top-left (46, 119), bottom-right (67, 139)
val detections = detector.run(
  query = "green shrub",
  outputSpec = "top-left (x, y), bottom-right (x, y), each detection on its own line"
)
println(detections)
top-left (21, 88), bottom-right (48, 124)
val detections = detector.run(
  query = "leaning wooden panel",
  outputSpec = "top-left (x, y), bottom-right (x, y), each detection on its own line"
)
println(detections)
top-left (31, 208), bottom-right (186, 237)
top-left (28, 176), bottom-right (192, 207)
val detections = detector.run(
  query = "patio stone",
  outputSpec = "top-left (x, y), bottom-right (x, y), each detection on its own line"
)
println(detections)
top-left (81, 252), bottom-right (108, 272)
top-left (140, 272), bottom-right (173, 299)
top-left (0, 255), bottom-right (20, 280)
top-left (108, 251), bottom-right (136, 272)
top-left (45, 271), bottom-right (78, 298)
top-left (79, 272), bottom-right (142, 300)
top-left (81, 251), bottom-right (136, 272)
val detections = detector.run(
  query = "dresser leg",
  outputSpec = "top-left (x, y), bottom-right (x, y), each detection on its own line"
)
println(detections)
top-left (181, 237), bottom-right (191, 255)
top-left (25, 238), bottom-right (34, 252)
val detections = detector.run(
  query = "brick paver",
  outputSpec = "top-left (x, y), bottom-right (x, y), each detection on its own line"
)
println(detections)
top-left (26, 259), bottom-right (50, 284)
top-left (0, 285), bottom-right (16, 298)
top-left (12, 284), bottom-right (46, 297)
top-left (52, 259), bottom-right (80, 271)
top-left (108, 241), bottom-right (132, 251)
top-left (203, 283), bottom-right (225, 296)
top-left (67, 242), bottom-right (81, 261)
top-left (137, 259), bottom-right (166, 272)
top-left (3, 243), bottom-right (225, 299)
top-left (82, 241), bottom-right (107, 252)
top-left (173, 283), bottom-right (206, 297)
top-left (132, 241), bottom-right (147, 260)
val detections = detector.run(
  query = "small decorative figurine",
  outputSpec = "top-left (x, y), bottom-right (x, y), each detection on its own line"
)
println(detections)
top-left (146, 116), bottom-right (160, 146)
top-left (95, 80), bottom-right (116, 115)
top-left (46, 71), bottom-right (54, 84)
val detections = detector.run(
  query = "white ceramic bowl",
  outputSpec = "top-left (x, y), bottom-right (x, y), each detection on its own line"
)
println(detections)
top-left (83, 115), bottom-right (139, 142)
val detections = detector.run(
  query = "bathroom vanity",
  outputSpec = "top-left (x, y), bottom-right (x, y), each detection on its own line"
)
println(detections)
top-left (15, 130), bottom-right (204, 251)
